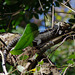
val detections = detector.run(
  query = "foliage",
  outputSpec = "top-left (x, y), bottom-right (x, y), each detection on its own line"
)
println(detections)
top-left (10, 23), bottom-right (38, 55)
top-left (46, 40), bottom-right (75, 75)
top-left (0, 0), bottom-right (74, 32)
top-left (0, 0), bottom-right (75, 75)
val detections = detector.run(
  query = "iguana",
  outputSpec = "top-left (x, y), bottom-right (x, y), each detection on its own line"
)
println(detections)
top-left (0, 22), bottom-right (74, 75)
top-left (0, 22), bottom-right (73, 51)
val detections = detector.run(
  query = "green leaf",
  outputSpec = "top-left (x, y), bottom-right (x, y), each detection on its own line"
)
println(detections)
top-left (5, 0), bottom-right (18, 5)
top-left (20, 55), bottom-right (29, 60)
top-left (10, 23), bottom-right (38, 55)
top-left (17, 65), bottom-right (25, 72)
top-left (24, 5), bottom-right (29, 10)
top-left (38, 60), bottom-right (44, 65)
top-left (12, 27), bottom-right (24, 34)
top-left (61, 67), bottom-right (68, 74)
top-left (36, 66), bottom-right (40, 71)
top-left (68, 54), bottom-right (75, 59)
top-left (67, 60), bottom-right (74, 64)
top-left (0, 29), bottom-right (5, 32)
top-left (10, 50), bottom-right (23, 55)
top-left (34, 53), bottom-right (39, 59)
top-left (12, 20), bottom-right (15, 25)
top-left (12, 17), bottom-right (23, 27)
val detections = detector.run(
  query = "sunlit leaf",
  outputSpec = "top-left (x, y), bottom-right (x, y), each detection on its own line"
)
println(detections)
top-left (10, 50), bottom-right (23, 55)
top-left (12, 26), bottom-right (24, 34)
top-left (0, 29), bottom-right (5, 32)
top-left (36, 66), bottom-right (40, 71)
top-left (67, 60), bottom-right (74, 64)
top-left (24, 6), bottom-right (29, 10)
top-left (10, 23), bottom-right (38, 55)
top-left (34, 53), bottom-right (39, 59)
top-left (61, 66), bottom-right (68, 74)
top-left (68, 54), bottom-right (75, 59)
top-left (38, 60), bottom-right (44, 65)
top-left (17, 65), bottom-right (25, 72)
top-left (57, 15), bottom-right (62, 20)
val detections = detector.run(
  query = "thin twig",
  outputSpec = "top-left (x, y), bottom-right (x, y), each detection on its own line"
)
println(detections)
top-left (39, 31), bottom-right (75, 55)
top-left (38, 0), bottom-right (48, 27)
top-left (64, 0), bottom-right (72, 8)
top-left (64, 0), bottom-right (70, 4)
top-left (63, 64), bottom-right (73, 75)
top-left (0, 38), bottom-right (8, 63)
top-left (55, 10), bottom-right (75, 15)
top-left (0, 10), bottom-right (75, 17)
top-left (12, 9), bottom-right (22, 17)
top-left (9, 69), bottom-right (17, 74)
top-left (52, 0), bottom-right (54, 28)
top-left (0, 50), bottom-right (8, 75)
top-left (59, 2), bottom-right (75, 13)
top-left (38, 0), bottom-right (44, 11)
top-left (46, 56), bottom-right (54, 66)
top-left (50, 34), bottom-right (75, 59)
top-left (52, 34), bottom-right (75, 53)
top-left (73, 35), bottom-right (75, 51)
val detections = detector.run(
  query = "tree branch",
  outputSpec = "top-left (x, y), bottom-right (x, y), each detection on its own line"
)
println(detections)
top-left (0, 50), bottom-right (8, 75)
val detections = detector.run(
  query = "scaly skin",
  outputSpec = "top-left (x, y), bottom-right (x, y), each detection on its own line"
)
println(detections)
top-left (0, 33), bottom-right (21, 50)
